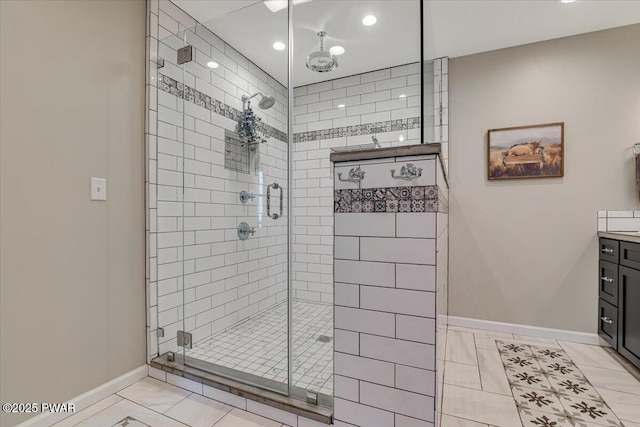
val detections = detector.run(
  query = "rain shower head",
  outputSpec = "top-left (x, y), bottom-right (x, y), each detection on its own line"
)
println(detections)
top-left (306, 31), bottom-right (338, 73)
top-left (242, 92), bottom-right (275, 110)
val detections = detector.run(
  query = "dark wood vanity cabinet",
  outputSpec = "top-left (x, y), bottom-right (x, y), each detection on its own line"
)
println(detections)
top-left (599, 237), bottom-right (640, 369)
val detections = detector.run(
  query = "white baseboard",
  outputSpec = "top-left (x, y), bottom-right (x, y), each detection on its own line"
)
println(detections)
top-left (17, 365), bottom-right (148, 427)
top-left (447, 316), bottom-right (609, 346)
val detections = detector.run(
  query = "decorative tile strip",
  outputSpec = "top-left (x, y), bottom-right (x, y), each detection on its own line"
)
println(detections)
top-left (158, 73), bottom-right (288, 143)
top-left (334, 185), bottom-right (446, 213)
top-left (496, 340), bottom-right (624, 427)
top-left (294, 117), bottom-right (421, 143)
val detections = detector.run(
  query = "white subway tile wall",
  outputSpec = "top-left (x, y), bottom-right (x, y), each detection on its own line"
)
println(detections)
top-left (597, 210), bottom-right (640, 232)
top-left (148, 0), bottom-right (290, 360)
top-left (333, 155), bottom-right (448, 427)
top-left (292, 63), bottom-right (436, 304)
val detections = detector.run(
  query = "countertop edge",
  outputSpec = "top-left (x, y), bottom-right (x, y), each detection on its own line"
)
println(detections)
top-left (329, 143), bottom-right (441, 163)
top-left (598, 231), bottom-right (640, 244)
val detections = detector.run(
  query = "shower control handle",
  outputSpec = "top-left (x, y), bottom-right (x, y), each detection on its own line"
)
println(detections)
top-left (267, 183), bottom-right (283, 220)
top-left (239, 190), bottom-right (255, 204)
top-left (237, 222), bottom-right (256, 240)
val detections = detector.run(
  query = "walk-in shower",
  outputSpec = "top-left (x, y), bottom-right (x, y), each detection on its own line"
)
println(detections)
top-left (149, 0), bottom-right (427, 414)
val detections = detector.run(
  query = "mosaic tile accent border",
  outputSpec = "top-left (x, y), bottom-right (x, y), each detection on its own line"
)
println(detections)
top-left (158, 73), bottom-right (288, 143)
top-left (496, 340), bottom-right (624, 427)
top-left (294, 117), bottom-right (421, 143)
top-left (334, 186), bottom-right (447, 213)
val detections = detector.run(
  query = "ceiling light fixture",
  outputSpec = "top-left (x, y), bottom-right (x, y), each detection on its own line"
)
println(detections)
top-left (264, 0), bottom-right (312, 13)
top-left (329, 46), bottom-right (345, 56)
top-left (362, 15), bottom-right (377, 26)
top-left (560, 0), bottom-right (576, 3)
top-left (207, 61), bottom-right (219, 69)
top-left (273, 41), bottom-right (286, 51)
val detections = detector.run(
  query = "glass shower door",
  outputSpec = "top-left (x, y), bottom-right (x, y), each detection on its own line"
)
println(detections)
top-left (177, 6), bottom-right (290, 394)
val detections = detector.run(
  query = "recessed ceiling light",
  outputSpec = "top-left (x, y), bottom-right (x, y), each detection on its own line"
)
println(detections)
top-left (330, 46), bottom-right (345, 56)
top-left (264, 0), bottom-right (312, 13)
top-left (207, 61), bottom-right (219, 69)
top-left (399, 135), bottom-right (405, 142)
top-left (560, 0), bottom-right (576, 3)
top-left (399, 94), bottom-right (406, 98)
top-left (337, 104), bottom-right (345, 109)
top-left (362, 15), bottom-right (377, 26)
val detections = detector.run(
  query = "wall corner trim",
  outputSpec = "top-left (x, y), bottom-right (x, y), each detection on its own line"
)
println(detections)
top-left (15, 366), bottom-right (148, 427)
top-left (447, 316), bottom-right (609, 346)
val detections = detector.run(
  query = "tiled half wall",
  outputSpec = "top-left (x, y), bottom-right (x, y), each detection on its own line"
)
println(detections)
top-left (332, 154), bottom-right (448, 427)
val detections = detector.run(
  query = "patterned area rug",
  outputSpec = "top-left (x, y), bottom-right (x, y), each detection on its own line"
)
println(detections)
top-left (496, 340), bottom-right (624, 427)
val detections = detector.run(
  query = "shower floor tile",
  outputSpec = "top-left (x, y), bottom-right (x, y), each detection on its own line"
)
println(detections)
top-left (185, 300), bottom-right (334, 396)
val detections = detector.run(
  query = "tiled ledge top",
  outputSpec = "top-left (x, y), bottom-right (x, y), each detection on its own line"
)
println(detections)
top-left (598, 231), bottom-right (640, 244)
top-left (329, 143), bottom-right (441, 163)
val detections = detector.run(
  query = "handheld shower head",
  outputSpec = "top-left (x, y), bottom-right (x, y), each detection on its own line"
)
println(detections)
top-left (242, 92), bottom-right (275, 110)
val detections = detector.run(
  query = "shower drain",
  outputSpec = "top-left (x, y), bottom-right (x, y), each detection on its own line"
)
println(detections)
top-left (316, 335), bottom-right (332, 343)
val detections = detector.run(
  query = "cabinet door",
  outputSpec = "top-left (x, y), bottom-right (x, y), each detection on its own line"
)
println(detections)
top-left (618, 266), bottom-right (640, 369)
top-left (599, 260), bottom-right (618, 306)
top-left (620, 242), bottom-right (640, 271)
top-left (598, 298), bottom-right (618, 349)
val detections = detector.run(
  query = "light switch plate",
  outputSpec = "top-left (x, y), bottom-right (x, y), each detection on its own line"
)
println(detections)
top-left (90, 177), bottom-right (107, 201)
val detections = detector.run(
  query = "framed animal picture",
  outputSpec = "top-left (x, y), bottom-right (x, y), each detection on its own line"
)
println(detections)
top-left (487, 122), bottom-right (564, 180)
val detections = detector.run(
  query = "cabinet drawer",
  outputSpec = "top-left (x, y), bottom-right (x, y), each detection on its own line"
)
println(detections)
top-left (620, 241), bottom-right (640, 271)
top-left (599, 238), bottom-right (619, 264)
top-left (598, 298), bottom-right (618, 349)
top-left (598, 260), bottom-right (618, 306)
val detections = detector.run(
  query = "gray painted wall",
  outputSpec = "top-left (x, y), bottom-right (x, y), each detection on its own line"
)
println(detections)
top-left (0, 1), bottom-right (146, 425)
top-left (448, 24), bottom-right (640, 333)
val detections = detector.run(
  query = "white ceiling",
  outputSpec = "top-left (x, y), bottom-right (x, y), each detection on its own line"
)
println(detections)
top-left (173, 0), bottom-right (640, 87)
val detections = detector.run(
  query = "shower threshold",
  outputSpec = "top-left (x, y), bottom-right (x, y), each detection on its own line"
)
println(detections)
top-left (151, 353), bottom-right (333, 424)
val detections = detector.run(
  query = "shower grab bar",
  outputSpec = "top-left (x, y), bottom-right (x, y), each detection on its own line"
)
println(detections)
top-left (267, 183), bottom-right (283, 220)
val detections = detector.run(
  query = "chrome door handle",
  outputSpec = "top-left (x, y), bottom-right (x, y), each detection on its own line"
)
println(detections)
top-left (337, 166), bottom-right (365, 183)
top-left (601, 248), bottom-right (614, 254)
top-left (601, 276), bottom-right (614, 283)
top-left (390, 163), bottom-right (422, 180)
top-left (267, 183), bottom-right (283, 220)
top-left (601, 316), bottom-right (613, 324)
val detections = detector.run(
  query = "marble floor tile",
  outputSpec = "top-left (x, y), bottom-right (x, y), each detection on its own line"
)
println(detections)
top-left (596, 387), bottom-right (640, 425)
top-left (559, 394), bottom-right (622, 427)
top-left (448, 326), bottom-right (514, 338)
top-left (579, 365), bottom-right (640, 396)
top-left (477, 348), bottom-right (512, 396)
top-left (517, 407), bottom-right (573, 427)
top-left (444, 361), bottom-right (482, 390)
top-left (511, 385), bottom-right (565, 415)
top-left (512, 335), bottom-right (560, 345)
top-left (505, 366), bottom-right (551, 391)
top-left (446, 330), bottom-right (478, 366)
top-left (117, 377), bottom-right (191, 413)
top-left (214, 407), bottom-right (283, 427)
top-left (560, 342), bottom-right (626, 372)
top-left (164, 394), bottom-right (232, 427)
top-left (479, 336), bottom-right (562, 351)
top-left (621, 421), bottom-right (640, 427)
top-left (442, 384), bottom-right (521, 427)
top-left (52, 395), bottom-right (122, 427)
top-left (74, 399), bottom-right (188, 427)
top-left (440, 414), bottom-right (489, 426)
